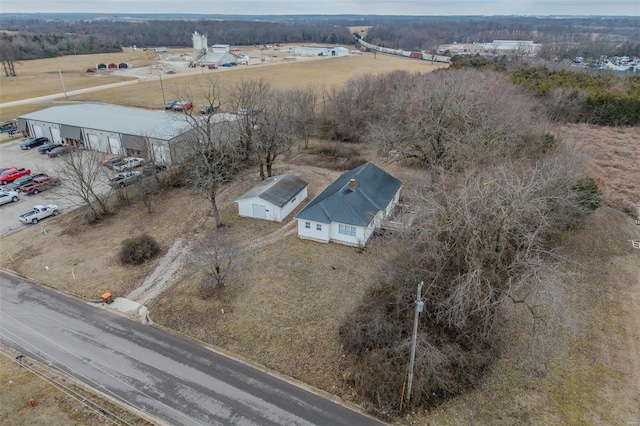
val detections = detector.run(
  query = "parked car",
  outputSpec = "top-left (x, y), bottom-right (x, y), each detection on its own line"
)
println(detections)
top-left (48, 146), bottom-right (74, 157)
top-left (0, 190), bottom-right (19, 205)
top-left (101, 155), bottom-right (124, 166)
top-left (164, 100), bottom-right (180, 110)
top-left (19, 204), bottom-right (59, 224)
top-left (0, 168), bottom-right (31, 185)
top-left (110, 171), bottom-right (142, 188)
top-left (6, 173), bottom-right (48, 191)
top-left (20, 137), bottom-right (49, 150)
top-left (112, 157), bottom-right (144, 171)
top-left (173, 101), bottom-right (193, 111)
top-left (142, 164), bottom-right (168, 176)
top-left (20, 176), bottom-right (61, 195)
top-left (200, 104), bottom-right (220, 114)
top-left (38, 142), bottom-right (63, 154)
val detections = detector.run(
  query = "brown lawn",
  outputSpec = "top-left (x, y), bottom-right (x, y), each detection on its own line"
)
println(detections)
top-left (0, 47), bottom-right (638, 424)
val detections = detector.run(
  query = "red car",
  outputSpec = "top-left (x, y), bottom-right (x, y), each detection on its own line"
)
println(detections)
top-left (0, 168), bottom-right (31, 185)
top-left (20, 176), bottom-right (61, 195)
top-left (173, 102), bottom-right (193, 111)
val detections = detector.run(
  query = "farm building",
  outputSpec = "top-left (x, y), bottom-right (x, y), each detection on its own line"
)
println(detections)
top-left (293, 46), bottom-right (349, 57)
top-left (235, 174), bottom-right (308, 222)
top-left (295, 162), bottom-right (401, 246)
top-left (16, 103), bottom-right (238, 164)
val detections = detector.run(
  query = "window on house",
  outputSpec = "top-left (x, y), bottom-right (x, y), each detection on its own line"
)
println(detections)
top-left (305, 222), bottom-right (310, 229)
top-left (339, 224), bottom-right (356, 236)
top-left (316, 224), bottom-right (322, 231)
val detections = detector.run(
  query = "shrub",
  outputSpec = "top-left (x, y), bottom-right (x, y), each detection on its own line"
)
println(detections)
top-left (573, 177), bottom-right (602, 211)
top-left (119, 234), bottom-right (160, 265)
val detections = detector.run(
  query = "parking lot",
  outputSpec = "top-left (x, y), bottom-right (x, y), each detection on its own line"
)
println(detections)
top-left (0, 137), bottom-right (84, 237)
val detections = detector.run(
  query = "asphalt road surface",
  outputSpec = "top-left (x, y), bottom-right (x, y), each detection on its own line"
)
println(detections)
top-left (0, 271), bottom-right (383, 426)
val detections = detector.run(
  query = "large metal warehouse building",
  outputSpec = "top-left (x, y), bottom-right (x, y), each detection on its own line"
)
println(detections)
top-left (16, 104), bottom-right (236, 164)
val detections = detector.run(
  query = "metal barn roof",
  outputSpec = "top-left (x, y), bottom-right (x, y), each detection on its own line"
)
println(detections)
top-left (295, 162), bottom-right (401, 226)
top-left (18, 104), bottom-right (194, 140)
top-left (236, 173), bottom-right (308, 208)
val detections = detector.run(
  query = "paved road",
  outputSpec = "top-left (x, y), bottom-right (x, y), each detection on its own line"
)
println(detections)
top-left (0, 271), bottom-right (382, 426)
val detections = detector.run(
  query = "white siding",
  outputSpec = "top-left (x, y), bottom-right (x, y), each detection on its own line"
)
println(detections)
top-left (279, 187), bottom-right (307, 222)
top-left (33, 125), bottom-right (44, 137)
top-left (297, 219), bottom-right (330, 243)
top-left (237, 187), bottom-right (307, 222)
top-left (237, 198), bottom-right (280, 221)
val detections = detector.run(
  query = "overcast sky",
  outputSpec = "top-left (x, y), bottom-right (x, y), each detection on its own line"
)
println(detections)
top-left (1, 1), bottom-right (639, 16)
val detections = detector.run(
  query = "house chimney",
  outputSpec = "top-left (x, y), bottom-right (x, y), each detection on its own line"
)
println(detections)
top-left (349, 178), bottom-right (356, 191)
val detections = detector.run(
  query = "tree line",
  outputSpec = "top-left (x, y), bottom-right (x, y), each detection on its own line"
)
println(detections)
top-left (0, 17), bottom-right (355, 61)
top-left (450, 56), bottom-right (640, 126)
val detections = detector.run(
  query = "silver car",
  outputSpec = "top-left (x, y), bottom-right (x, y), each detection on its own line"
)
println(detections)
top-left (0, 190), bottom-right (19, 205)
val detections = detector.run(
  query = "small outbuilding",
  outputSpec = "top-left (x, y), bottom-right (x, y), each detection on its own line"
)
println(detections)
top-left (235, 173), bottom-right (308, 222)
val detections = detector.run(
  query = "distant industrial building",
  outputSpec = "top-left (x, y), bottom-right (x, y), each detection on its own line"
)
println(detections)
top-left (195, 40), bottom-right (248, 66)
top-left (293, 46), bottom-right (349, 57)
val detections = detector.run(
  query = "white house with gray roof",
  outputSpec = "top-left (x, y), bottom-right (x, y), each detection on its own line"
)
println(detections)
top-left (16, 103), bottom-right (237, 164)
top-left (295, 162), bottom-right (401, 246)
top-left (235, 173), bottom-right (308, 222)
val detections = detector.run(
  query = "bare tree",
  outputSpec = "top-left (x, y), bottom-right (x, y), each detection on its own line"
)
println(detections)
top-left (286, 86), bottom-right (318, 151)
top-left (227, 79), bottom-right (272, 160)
top-left (0, 34), bottom-right (18, 77)
top-left (53, 149), bottom-right (111, 222)
top-left (254, 90), bottom-right (295, 179)
top-left (339, 148), bottom-right (596, 412)
top-left (192, 231), bottom-right (237, 297)
top-left (365, 69), bottom-right (548, 169)
top-left (180, 104), bottom-right (240, 227)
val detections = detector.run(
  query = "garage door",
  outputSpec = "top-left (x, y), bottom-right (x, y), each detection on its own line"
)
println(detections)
top-left (88, 134), bottom-right (108, 152)
top-left (33, 125), bottom-right (43, 138)
top-left (252, 204), bottom-right (266, 219)
top-left (50, 127), bottom-right (62, 143)
top-left (108, 137), bottom-right (122, 155)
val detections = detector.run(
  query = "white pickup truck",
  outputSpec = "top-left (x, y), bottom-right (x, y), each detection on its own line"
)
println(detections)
top-left (19, 204), bottom-right (59, 224)
top-left (110, 171), bottom-right (142, 188)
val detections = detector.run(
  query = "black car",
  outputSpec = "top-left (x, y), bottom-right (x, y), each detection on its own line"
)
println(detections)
top-left (6, 173), bottom-right (48, 191)
top-left (200, 104), bottom-right (220, 114)
top-left (38, 142), bottom-right (63, 154)
top-left (20, 137), bottom-right (49, 150)
top-left (47, 146), bottom-right (73, 157)
top-left (164, 100), bottom-right (179, 110)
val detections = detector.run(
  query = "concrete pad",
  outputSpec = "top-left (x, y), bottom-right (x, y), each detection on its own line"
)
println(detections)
top-left (108, 297), bottom-right (141, 315)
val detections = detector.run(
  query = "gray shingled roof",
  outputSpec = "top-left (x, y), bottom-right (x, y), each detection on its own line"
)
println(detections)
top-left (235, 174), bottom-right (308, 208)
top-left (18, 104), bottom-right (236, 140)
top-left (295, 162), bottom-right (402, 226)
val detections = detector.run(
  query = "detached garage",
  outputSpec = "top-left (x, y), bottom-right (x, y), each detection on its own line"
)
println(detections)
top-left (235, 174), bottom-right (308, 222)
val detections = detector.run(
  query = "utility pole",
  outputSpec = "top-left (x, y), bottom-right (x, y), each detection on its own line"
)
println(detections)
top-left (159, 74), bottom-right (166, 106)
top-left (406, 280), bottom-right (424, 404)
top-left (58, 68), bottom-right (68, 100)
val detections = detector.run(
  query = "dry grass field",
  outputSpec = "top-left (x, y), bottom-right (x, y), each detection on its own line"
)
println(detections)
top-left (1, 48), bottom-right (639, 424)
top-left (0, 48), bottom-right (444, 121)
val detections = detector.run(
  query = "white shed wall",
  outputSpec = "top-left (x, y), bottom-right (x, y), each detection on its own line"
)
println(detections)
top-left (280, 187), bottom-right (307, 221)
top-left (237, 198), bottom-right (280, 222)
